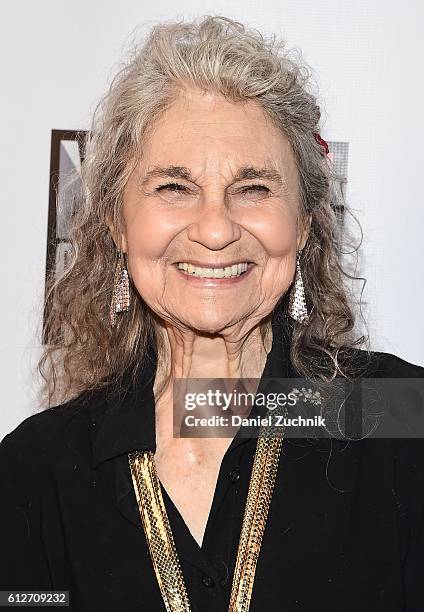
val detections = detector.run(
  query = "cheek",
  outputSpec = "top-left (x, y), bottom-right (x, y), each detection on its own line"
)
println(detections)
top-left (247, 206), bottom-right (298, 257)
top-left (122, 213), bottom-right (167, 301)
top-left (125, 209), bottom-right (179, 260)
top-left (248, 207), bottom-right (298, 295)
top-left (123, 207), bottom-right (187, 307)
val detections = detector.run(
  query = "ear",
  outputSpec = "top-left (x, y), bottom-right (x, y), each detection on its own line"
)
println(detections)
top-left (106, 214), bottom-right (128, 253)
top-left (297, 213), bottom-right (312, 251)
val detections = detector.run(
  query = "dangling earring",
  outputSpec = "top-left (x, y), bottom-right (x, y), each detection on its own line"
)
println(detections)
top-left (109, 249), bottom-right (130, 327)
top-left (288, 249), bottom-right (309, 323)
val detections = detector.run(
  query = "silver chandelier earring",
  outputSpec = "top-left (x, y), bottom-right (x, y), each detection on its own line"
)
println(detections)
top-left (109, 249), bottom-right (130, 327)
top-left (288, 249), bottom-right (309, 323)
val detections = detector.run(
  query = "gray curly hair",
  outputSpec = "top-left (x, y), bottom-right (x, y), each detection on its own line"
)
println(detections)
top-left (38, 14), bottom-right (369, 407)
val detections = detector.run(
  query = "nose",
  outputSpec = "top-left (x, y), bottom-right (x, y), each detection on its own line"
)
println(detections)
top-left (186, 198), bottom-right (242, 250)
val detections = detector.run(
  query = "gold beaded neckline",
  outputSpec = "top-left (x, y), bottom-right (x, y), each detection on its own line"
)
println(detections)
top-left (128, 412), bottom-right (285, 612)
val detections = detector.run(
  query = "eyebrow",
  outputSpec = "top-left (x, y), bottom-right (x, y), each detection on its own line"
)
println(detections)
top-left (139, 165), bottom-right (288, 187)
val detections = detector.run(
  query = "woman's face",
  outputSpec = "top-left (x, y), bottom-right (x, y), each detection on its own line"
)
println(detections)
top-left (120, 88), bottom-right (307, 335)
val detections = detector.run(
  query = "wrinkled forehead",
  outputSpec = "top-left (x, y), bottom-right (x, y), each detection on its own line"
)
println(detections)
top-left (130, 89), bottom-right (300, 196)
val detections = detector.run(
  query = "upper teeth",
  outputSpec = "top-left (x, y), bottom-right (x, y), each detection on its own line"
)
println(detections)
top-left (177, 262), bottom-right (249, 278)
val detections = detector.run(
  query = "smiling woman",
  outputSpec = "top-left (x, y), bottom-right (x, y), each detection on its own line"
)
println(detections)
top-left (37, 15), bottom-right (363, 410)
top-left (117, 89), bottom-right (304, 364)
top-left (1, 13), bottom-right (424, 612)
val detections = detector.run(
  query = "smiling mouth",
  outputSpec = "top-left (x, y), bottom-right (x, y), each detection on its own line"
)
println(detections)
top-left (175, 262), bottom-right (254, 279)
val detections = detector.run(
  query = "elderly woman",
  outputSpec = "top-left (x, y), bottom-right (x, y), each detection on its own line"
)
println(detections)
top-left (1, 14), bottom-right (423, 612)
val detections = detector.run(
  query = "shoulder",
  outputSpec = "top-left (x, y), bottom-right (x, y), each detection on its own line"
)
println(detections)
top-left (0, 388), bottom-right (108, 475)
top-left (350, 350), bottom-right (424, 496)
top-left (333, 346), bottom-right (424, 466)
top-left (369, 349), bottom-right (424, 377)
top-left (340, 346), bottom-right (424, 378)
top-left (0, 391), bottom-right (110, 589)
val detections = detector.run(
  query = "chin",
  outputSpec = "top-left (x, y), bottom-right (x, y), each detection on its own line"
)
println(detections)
top-left (185, 315), bottom-right (235, 335)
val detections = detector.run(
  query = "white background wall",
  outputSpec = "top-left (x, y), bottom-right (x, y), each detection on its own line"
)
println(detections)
top-left (1, 0), bottom-right (423, 440)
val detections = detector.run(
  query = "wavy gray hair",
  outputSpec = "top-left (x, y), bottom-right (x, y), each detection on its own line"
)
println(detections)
top-left (39, 14), bottom-right (369, 407)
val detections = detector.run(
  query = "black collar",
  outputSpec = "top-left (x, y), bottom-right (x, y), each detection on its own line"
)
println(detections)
top-left (91, 293), bottom-right (295, 469)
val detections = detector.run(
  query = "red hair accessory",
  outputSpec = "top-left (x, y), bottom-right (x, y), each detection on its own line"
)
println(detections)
top-left (313, 132), bottom-right (330, 157)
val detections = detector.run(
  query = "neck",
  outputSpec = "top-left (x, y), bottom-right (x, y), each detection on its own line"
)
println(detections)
top-left (150, 317), bottom-right (274, 545)
top-left (153, 318), bottom-right (272, 401)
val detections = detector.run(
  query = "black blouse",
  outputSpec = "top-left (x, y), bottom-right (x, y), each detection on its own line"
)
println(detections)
top-left (1, 306), bottom-right (424, 612)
